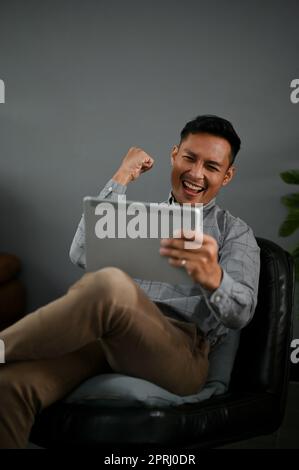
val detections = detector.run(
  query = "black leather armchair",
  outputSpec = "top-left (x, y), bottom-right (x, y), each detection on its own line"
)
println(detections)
top-left (30, 238), bottom-right (295, 449)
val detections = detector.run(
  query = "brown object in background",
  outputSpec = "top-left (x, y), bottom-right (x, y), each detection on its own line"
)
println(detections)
top-left (0, 254), bottom-right (21, 283)
top-left (0, 253), bottom-right (26, 330)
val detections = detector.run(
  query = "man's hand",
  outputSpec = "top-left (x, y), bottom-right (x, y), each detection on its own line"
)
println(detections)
top-left (159, 233), bottom-right (223, 291)
top-left (112, 147), bottom-right (154, 185)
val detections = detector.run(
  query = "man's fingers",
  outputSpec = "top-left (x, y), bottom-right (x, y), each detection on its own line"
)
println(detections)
top-left (160, 238), bottom-right (201, 251)
top-left (168, 258), bottom-right (196, 276)
top-left (141, 157), bottom-right (154, 172)
top-left (172, 229), bottom-right (195, 240)
top-left (161, 238), bottom-right (187, 248)
top-left (174, 232), bottom-right (216, 245)
top-left (160, 246), bottom-right (187, 258)
top-left (201, 233), bottom-right (218, 246)
top-left (168, 257), bottom-right (186, 267)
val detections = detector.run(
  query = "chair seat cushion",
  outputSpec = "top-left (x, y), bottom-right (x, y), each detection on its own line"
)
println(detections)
top-left (65, 329), bottom-right (240, 408)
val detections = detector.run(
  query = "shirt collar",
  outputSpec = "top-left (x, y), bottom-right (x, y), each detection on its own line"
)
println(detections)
top-left (167, 191), bottom-right (216, 212)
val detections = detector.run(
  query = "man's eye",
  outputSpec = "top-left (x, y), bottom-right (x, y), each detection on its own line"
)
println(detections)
top-left (207, 165), bottom-right (218, 171)
top-left (183, 156), bottom-right (194, 161)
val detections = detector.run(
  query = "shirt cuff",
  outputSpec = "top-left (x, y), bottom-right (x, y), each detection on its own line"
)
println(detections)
top-left (208, 269), bottom-right (234, 318)
top-left (97, 178), bottom-right (127, 198)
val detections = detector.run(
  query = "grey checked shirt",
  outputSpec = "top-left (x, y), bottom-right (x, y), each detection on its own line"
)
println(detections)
top-left (70, 179), bottom-right (260, 347)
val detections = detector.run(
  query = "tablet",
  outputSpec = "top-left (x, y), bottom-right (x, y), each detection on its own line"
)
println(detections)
top-left (83, 196), bottom-right (203, 284)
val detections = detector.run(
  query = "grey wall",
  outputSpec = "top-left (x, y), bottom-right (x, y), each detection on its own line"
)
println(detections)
top-left (0, 0), bottom-right (298, 311)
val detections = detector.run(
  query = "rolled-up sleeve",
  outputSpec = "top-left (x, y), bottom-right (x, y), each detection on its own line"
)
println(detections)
top-left (208, 218), bottom-right (260, 329)
top-left (69, 179), bottom-right (127, 269)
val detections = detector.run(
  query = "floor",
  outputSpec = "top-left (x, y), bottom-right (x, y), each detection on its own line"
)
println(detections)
top-left (28, 381), bottom-right (299, 450)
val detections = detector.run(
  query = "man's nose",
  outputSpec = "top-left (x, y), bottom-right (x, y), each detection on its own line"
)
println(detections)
top-left (189, 162), bottom-right (205, 180)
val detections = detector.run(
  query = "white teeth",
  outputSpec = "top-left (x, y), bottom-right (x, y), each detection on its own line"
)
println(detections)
top-left (183, 181), bottom-right (204, 191)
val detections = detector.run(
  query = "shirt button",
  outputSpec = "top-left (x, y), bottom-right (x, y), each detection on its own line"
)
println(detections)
top-left (108, 186), bottom-right (113, 191)
top-left (215, 295), bottom-right (221, 303)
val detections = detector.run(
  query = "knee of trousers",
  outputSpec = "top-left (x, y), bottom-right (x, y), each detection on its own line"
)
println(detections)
top-left (73, 267), bottom-right (137, 305)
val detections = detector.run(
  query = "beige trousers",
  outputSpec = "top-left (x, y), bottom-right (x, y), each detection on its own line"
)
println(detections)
top-left (0, 267), bottom-right (209, 448)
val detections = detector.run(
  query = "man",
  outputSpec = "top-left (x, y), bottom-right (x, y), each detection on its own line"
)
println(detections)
top-left (0, 115), bottom-right (260, 448)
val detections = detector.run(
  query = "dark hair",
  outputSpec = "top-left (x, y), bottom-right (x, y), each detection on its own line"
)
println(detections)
top-left (179, 114), bottom-right (241, 164)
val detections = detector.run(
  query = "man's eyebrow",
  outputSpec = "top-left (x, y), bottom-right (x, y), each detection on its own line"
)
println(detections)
top-left (183, 149), bottom-right (199, 158)
top-left (183, 149), bottom-right (222, 167)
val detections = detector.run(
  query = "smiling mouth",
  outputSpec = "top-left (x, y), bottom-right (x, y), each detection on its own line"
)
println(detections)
top-left (182, 180), bottom-right (206, 194)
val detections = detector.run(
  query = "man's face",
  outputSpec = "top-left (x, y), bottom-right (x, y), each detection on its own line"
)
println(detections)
top-left (170, 132), bottom-right (235, 205)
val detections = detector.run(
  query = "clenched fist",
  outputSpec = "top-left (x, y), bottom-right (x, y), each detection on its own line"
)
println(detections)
top-left (113, 147), bottom-right (154, 185)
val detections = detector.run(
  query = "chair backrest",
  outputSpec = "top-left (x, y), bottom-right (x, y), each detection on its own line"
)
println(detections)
top-left (231, 238), bottom-right (294, 397)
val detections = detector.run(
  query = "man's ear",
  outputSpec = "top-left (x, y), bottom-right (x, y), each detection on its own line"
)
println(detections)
top-left (171, 145), bottom-right (179, 166)
top-left (222, 165), bottom-right (236, 187)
